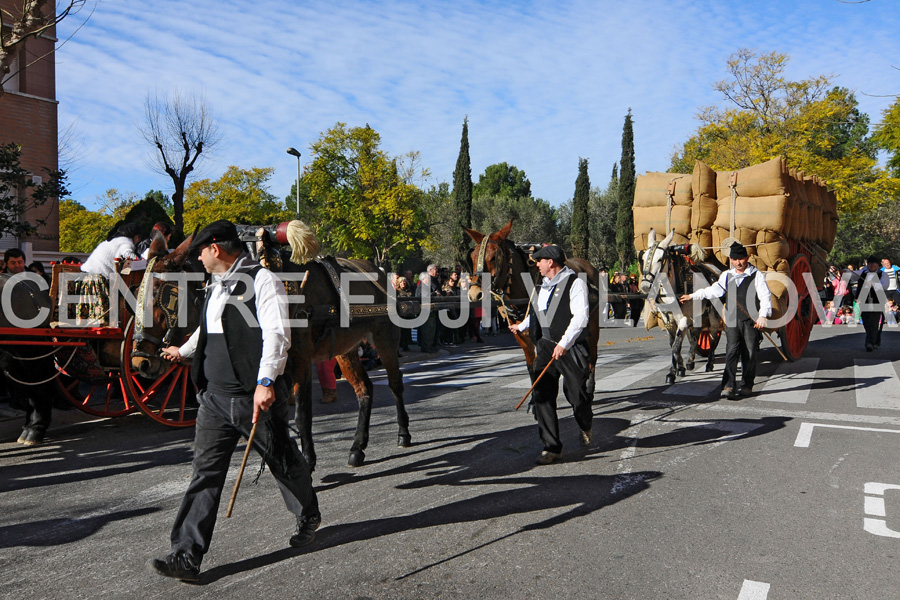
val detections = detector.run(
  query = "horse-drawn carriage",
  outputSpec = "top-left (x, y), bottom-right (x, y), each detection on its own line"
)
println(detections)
top-left (634, 158), bottom-right (836, 379)
top-left (0, 259), bottom-right (199, 428)
top-left (0, 223), bottom-right (448, 467)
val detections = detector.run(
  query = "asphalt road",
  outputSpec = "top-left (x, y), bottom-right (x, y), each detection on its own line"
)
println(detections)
top-left (1, 322), bottom-right (899, 599)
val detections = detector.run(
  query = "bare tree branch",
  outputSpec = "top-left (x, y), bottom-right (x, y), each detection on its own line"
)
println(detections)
top-left (139, 90), bottom-right (221, 236)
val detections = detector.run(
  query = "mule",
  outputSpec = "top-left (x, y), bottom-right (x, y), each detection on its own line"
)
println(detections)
top-left (131, 229), bottom-right (410, 469)
top-left (464, 220), bottom-right (600, 393)
top-left (639, 228), bottom-right (723, 384)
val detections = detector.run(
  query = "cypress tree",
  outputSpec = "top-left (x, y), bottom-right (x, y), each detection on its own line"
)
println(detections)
top-left (570, 157), bottom-right (590, 259)
top-left (451, 117), bottom-right (473, 267)
top-left (615, 109), bottom-right (636, 270)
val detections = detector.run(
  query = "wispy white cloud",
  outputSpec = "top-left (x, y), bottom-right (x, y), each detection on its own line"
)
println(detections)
top-left (55, 0), bottom-right (900, 213)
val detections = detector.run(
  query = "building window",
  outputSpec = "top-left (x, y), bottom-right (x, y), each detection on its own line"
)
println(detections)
top-left (1, 49), bottom-right (21, 94)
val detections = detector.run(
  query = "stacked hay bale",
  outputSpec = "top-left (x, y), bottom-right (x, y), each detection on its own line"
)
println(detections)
top-left (633, 156), bottom-right (838, 320)
top-left (632, 172), bottom-right (692, 251)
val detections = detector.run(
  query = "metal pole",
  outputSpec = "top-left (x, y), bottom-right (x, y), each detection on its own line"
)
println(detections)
top-left (295, 154), bottom-right (301, 218)
top-left (286, 147), bottom-right (302, 218)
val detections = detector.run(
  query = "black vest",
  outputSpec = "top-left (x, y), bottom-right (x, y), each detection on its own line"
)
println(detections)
top-left (854, 268), bottom-right (884, 304)
top-left (191, 265), bottom-right (264, 394)
top-left (529, 272), bottom-right (588, 345)
top-left (728, 271), bottom-right (759, 323)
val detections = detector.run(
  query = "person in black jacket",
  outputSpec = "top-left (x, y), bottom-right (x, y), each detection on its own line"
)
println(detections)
top-left (852, 256), bottom-right (890, 351)
top-left (510, 245), bottom-right (592, 465)
top-left (148, 220), bottom-right (320, 582)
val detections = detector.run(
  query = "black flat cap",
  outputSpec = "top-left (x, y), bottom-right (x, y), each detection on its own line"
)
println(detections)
top-left (531, 244), bottom-right (566, 264)
top-left (188, 219), bottom-right (240, 254)
top-left (729, 243), bottom-right (749, 259)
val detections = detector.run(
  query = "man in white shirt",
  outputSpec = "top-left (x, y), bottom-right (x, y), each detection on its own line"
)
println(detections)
top-left (148, 220), bottom-right (319, 582)
top-left (511, 245), bottom-right (592, 465)
top-left (680, 243), bottom-right (771, 399)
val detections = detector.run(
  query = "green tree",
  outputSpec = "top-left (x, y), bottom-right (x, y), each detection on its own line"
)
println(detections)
top-left (873, 96), bottom-right (900, 178)
top-left (0, 142), bottom-right (69, 238)
top-left (183, 166), bottom-right (293, 234)
top-left (616, 110), bottom-right (636, 270)
top-left (588, 163), bottom-right (619, 269)
top-left (570, 158), bottom-right (590, 259)
top-left (58, 199), bottom-right (114, 253)
top-left (473, 162), bottom-right (532, 200)
top-left (302, 123), bottom-right (431, 268)
top-left (451, 117), bottom-right (473, 267)
top-left (421, 182), bottom-right (455, 267)
top-left (671, 49), bottom-right (896, 217)
top-left (472, 194), bottom-right (560, 245)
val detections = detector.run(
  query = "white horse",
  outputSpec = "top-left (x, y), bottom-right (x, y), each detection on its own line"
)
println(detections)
top-left (639, 228), bottom-right (724, 384)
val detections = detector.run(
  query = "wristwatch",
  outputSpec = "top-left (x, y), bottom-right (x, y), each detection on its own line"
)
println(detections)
top-left (257, 377), bottom-right (274, 387)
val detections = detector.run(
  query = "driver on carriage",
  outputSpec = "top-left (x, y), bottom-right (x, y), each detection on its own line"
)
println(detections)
top-left (74, 223), bottom-right (143, 325)
top-left (680, 242), bottom-right (771, 400)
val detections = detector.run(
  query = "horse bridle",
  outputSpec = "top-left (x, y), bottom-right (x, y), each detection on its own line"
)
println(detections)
top-left (473, 238), bottom-right (514, 300)
top-left (132, 257), bottom-right (185, 357)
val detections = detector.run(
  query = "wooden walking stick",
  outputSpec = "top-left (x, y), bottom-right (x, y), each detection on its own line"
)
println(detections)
top-left (226, 420), bottom-right (259, 518)
top-left (736, 304), bottom-right (789, 362)
top-left (516, 356), bottom-right (556, 410)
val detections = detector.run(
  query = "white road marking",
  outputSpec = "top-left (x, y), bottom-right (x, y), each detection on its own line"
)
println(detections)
top-left (855, 360), bottom-right (900, 410)
top-left (863, 482), bottom-right (900, 538)
top-left (759, 358), bottom-right (819, 404)
top-left (373, 352), bottom-right (524, 387)
top-left (663, 370), bottom-right (720, 397)
top-left (595, 355), bottom-right (671, 392)
top-left (738, 580), bottom-right (770, 599)
top-left (502, 353), bottom-right (628, 389)
top-left (794, 422), bottom-right (900, 448)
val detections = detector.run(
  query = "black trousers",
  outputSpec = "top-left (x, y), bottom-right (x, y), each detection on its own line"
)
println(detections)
top-left (721, 319), bottom-right (761, 390)
top-left (861, 311), bottom-right (882, 347)
top-left (531, 338), bottom-right (593, 454)
top-left (170, 387), bottom-right (319, 564)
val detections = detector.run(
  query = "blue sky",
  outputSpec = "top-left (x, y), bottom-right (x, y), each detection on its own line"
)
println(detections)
top-left (56, 0), bottom-right (900, 213)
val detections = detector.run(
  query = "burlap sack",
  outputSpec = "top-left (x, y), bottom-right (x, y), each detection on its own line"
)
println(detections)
top-left (691, 161), bottom-right (718, 230)
top-left (715, 157), bottom-right (787, 199)
top-left (756, 231), bottom-right (790, 269)
top-left (712, 226), bottom-right (759, 264)
top-left (633, 173), bottom-right (692, 208)
top-left (714, 195), bottom-right (790, 232)
top-left (690, 228), bottom-right (714, 250)
top-left (633, 205), bottom-right (691, 251)
top-left (811, 248), bottom-right (828, 290)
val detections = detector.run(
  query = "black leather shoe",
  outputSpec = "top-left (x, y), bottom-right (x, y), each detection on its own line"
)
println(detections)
top-left (721, 387), bottom-right (736, 400)
top-left (738, 386), bottom-right (754, 397)
top-left (147, 552), bottom-right (200, 582)
top-left (290, 515), bottom-right (321, 548)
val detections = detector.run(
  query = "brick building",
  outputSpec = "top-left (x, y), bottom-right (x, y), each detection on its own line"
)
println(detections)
top-left (0, 0), bottom-right (60, 253)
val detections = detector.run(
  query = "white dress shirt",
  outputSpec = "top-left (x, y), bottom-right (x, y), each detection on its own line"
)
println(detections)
top-left (516, 266), bottom-right (589, 350)
top-left (687, 264), bottom-right (773, 318)
top-left (179, 254), bottom-right (291, 382)
top-left (81, 237), bottom-right (139, 280)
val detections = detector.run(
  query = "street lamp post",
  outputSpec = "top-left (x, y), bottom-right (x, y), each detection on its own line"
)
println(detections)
top-left (286, 147), bottom-right (301, 218)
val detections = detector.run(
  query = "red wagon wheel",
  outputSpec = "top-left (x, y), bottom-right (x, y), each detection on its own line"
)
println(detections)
top-left (55, 347), bottom-right (137, 418)
top-left (779, 254), bottom-right (814, 361)
top-left (120, 318), bottom-right (198, 427)
top-left (56, 372), bottom-right (136, 417)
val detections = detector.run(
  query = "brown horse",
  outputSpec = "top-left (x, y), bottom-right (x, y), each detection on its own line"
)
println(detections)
top-left (131, 230), bottom-right (410, 469)
top-left (464, 220), bottom-right (601, 393)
